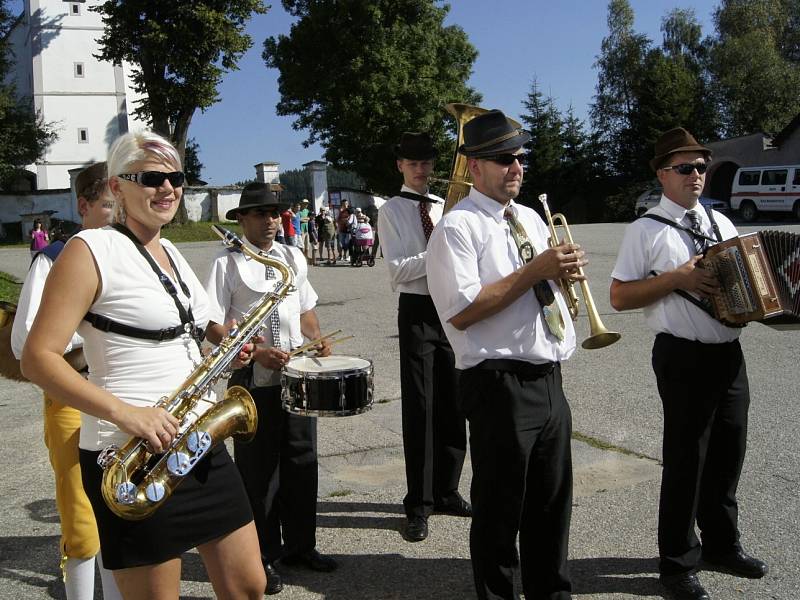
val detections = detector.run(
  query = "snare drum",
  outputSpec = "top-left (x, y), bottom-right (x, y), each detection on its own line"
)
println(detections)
top-left (281, 355), bottom-right (373, 417)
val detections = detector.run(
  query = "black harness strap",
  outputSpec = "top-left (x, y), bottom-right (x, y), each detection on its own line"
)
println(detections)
top-left (639, 206), bottom-right (742, 328)
top-left (398, 191), bottom-right (441, 203)
top-left (84, 224), bottom-right (204, 347)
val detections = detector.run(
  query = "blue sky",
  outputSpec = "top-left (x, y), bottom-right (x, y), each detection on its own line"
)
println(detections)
top-left (11, 0), bottom-right (721, 185)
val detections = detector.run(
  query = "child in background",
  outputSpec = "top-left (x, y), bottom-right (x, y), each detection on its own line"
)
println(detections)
top-left (352, 214), bottom-right (374, 267)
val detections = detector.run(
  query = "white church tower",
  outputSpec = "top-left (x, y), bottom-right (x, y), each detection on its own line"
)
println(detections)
top-left (4, 0), bottom-right (148, 189)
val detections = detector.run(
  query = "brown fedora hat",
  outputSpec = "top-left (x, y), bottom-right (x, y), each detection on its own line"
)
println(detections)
top-left (394, 132), bottom-right (438, 160)
top-left (650, 127), bottom-right (712, 171)
top-left (226, 182), bottom-right (288, 220)
top-left (458, 110), bottom-right (531, 158)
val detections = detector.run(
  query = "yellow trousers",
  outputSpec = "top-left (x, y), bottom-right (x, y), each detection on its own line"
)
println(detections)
top-left (43, 392), bottom-right (100, 560)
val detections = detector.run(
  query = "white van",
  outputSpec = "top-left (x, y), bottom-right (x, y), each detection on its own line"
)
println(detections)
top-left (730, 165), bottom-right (800, 221)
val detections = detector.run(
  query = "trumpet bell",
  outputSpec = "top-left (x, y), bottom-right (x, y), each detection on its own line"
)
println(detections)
top-left (581, 329), bottom-right (621, 350)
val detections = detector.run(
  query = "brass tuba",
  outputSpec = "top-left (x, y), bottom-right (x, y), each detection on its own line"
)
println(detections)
top-left (98, 225), bottom-right (294, 520)
top-left (538, 194), bottom-right (621, 350)
top-left (439, 103), bottom-right (523, 213)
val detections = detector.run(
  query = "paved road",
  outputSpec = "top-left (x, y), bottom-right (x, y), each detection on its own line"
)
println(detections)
top-left (0, 221), bottom-right (797, 599)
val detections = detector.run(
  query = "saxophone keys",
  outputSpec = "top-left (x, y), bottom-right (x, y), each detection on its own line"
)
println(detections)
top-left (166, 451), bottom-right (193, 476)
top-left (187, 430), bottom-right (212, 454)
top-left (115, 481), bottom-right (137, 505)
top-left (145, 481), bottom-right (166, 503)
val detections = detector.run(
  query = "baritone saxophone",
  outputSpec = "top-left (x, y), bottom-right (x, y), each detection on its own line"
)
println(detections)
top-left (98, 225), bottom-right (294, 520)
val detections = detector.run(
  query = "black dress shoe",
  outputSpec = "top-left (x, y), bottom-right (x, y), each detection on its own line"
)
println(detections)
top-left (702, 549), bottom-right (768, 579)
top-left (281, 549), bottom-right (338, 572)
top-left (263, 562), bottom-right (283, 595)
top-left (659, 572), bottom-right (710, 600)
top-left (434, 493), bottom-right (473, 517)
top-left (403, 516), bottom-right (428, 542)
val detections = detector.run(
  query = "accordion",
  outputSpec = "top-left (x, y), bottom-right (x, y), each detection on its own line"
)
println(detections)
top-left (700, 231), bottom-right (800, 329)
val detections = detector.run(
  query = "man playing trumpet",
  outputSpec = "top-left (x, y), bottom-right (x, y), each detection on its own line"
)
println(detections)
top-left (204, 182), bottom-right (336, 595)
top-left (427, 110), bottom-right (584, 600)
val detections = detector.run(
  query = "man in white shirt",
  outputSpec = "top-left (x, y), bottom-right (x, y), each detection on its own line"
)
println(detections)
top-left (204, 183), bottom-right (336, 596)
top-left (610, 128), bottom-right (768, 600)
top-left (427, 111), bottom-right (585, 600)
top-left (378, 132), bottom-right (469, 543)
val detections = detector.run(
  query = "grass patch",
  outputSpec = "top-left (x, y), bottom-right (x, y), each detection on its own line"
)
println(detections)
top-left (160, 221), bottom-right (242, 244)
top-left (327, 489), bottom-right (353, 498)
top-left (0, 272), bottom-right (22, 305)
top-left (571, 431), bottom-right (656, 461)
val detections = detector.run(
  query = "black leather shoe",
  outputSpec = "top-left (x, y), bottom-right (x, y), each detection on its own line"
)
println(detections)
top-left (659, 572), bottom-right (710, 600)
top-left (403, 516), bottom-right (428, 542)
top-left (263, 562), bottom-right (283, 595)
top-left (702, 549), bottom-right (768, 579)
top-left (434, 493), bottom-right (473, 517)
top-left (281, 549), bottom-right (338, 572)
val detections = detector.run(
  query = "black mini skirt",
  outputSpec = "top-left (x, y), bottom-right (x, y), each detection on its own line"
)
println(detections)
top-left (80, 443), bottom-right (253, 570)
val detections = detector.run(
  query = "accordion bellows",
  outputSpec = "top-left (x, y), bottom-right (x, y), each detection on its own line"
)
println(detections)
top-left (701, 231), bottom-right (800, 329)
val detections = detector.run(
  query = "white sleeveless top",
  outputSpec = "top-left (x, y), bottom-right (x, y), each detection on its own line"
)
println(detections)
top-left (73, 227), bottom-right (213, 451)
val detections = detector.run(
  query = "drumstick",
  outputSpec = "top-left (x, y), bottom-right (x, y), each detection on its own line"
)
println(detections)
top-left (288, 332), bottom-right (354, 357)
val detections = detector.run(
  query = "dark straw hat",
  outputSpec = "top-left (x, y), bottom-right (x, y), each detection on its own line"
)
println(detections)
top-left (75, 162), bottom-right (107, 199)
top-left (458, 110), bottom-right (531, 158)
top-left (394, 132), bottom-right (438, 160)
top-left (226, 182), bottom-right (288, 220)
top-left (650, 127), bottom-right (712, 171)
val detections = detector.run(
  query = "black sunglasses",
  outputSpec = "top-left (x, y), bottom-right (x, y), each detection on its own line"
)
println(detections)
top-left (482, 153), bottom-right (525, 166)
top-left (118, 171), bottom-right (185, 188)
top-left (661, 162), bottom-right (708, 175)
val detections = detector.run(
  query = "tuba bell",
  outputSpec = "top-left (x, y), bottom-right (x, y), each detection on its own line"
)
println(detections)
top-left (538, 194), bottom-right (621, 350)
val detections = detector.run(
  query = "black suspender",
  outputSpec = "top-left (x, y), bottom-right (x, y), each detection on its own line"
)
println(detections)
top-left (84, 224), bottom-right (204, 347)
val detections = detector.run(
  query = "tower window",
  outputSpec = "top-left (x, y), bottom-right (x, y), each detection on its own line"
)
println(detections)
top-left (69, 3), bottom-right (80, 15)
top-left (78, 128), bottom-right (88, 143)
top-left (74, 63), bottom-right (84, 78)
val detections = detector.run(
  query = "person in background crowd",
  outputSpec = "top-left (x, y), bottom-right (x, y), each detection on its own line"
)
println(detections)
top-left (298, 199), bottom-right (311, 262)
top-left (351, 213), bottom-right (374, 267)
top-left (282, 204), bottom-right (297, 246)
top-left (30, 219), bottom-right (49, 258)
top-left (11, 162), bottom-right (122, 600)
top-left (291, 202), bottom-right (303, 247)
top-left (378, 131), bottom-right (469, 544)
top-left (610, 127), bottom-right (768, 600)
top-left (306, 204), bottom-right (319, 266)
top-left (336, 199), bottom-right (352, 262)
top-left (317, 206), bottom-right (336, 265)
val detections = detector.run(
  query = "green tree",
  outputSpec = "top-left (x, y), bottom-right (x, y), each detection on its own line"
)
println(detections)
top-left (519, 78), bottom-right (563, 205)
top-left (183, 138), bottom-right (204, 185)
top-left (709, 0), bottom-right (800, 135)
top-left (0, 0), bottom-right (56, 188)
top-left (590, 0), bottom-right (650, 178)
top-left (263, 0), bottom-right (479, 194)
top-left (92, 0), bottom-right (267, 159)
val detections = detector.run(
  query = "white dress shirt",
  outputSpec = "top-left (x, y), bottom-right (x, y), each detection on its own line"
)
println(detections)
top-left (205, 238), bottom-right (318, 387)
top-left (11, 251), bottom-right (82, 359)
top-left (378, 184), bottom-right (445, 295)
top-left (426, 188), bottom-right (576, 369)
top-left (611, 194), bottom-right (741, 343)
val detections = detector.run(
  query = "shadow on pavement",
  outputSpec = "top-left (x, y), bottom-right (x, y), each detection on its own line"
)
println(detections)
top-left (0, 534), bottom-right (64, 599)
top-left (571, 556), bottom-right (666, 597)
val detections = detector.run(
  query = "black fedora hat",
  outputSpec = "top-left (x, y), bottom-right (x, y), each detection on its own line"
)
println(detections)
top-left (394, 132), bottom-right (438, 160)
top-left (226, 182), bottom-right (288, 220)
top-left (650, 127), bottom-right (712, 171)
top-left (458, 110), bottom-right (531, 158)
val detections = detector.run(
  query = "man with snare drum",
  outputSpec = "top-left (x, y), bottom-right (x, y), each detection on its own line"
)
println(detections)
top-left (204, 182), bottom-right (337, 595)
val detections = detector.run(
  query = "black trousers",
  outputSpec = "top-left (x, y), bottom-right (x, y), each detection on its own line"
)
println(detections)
top-left (232, 383), bottom-right (318, 563)
top-left (652, 333), bottom-right (750, 576)
top-left (397, 292), bottom-right (466, 518)
top-left (460, 360), bottom-right (573, 600)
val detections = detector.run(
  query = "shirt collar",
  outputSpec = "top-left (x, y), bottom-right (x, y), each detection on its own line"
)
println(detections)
top-left (658, 194), bottom-right (704, 224)
top-left (469, 187), bottom-right (512, 223)
top-left (400, 184), bottom-right (430, 197)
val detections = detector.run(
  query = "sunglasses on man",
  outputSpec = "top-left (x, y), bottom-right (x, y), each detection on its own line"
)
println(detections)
top-left (481, 153), bottom-right (525, 166)
top-left (118, 171), bottom-right (186, 188)
top-left (661, 162), bottom-right (708, 175)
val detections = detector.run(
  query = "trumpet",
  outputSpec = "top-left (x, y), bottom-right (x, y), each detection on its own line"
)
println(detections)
top-left (538, 193), bottom-right (621, 350)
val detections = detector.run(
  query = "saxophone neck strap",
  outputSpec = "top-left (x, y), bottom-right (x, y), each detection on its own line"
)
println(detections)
top-left (83, 224), bottom-right (204, 348)
top-left (398, 190), bottom-right (440, 203)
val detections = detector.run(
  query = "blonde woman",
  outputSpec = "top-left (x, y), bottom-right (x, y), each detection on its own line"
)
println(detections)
top-left (22, 131), bottom-right (266, 600)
